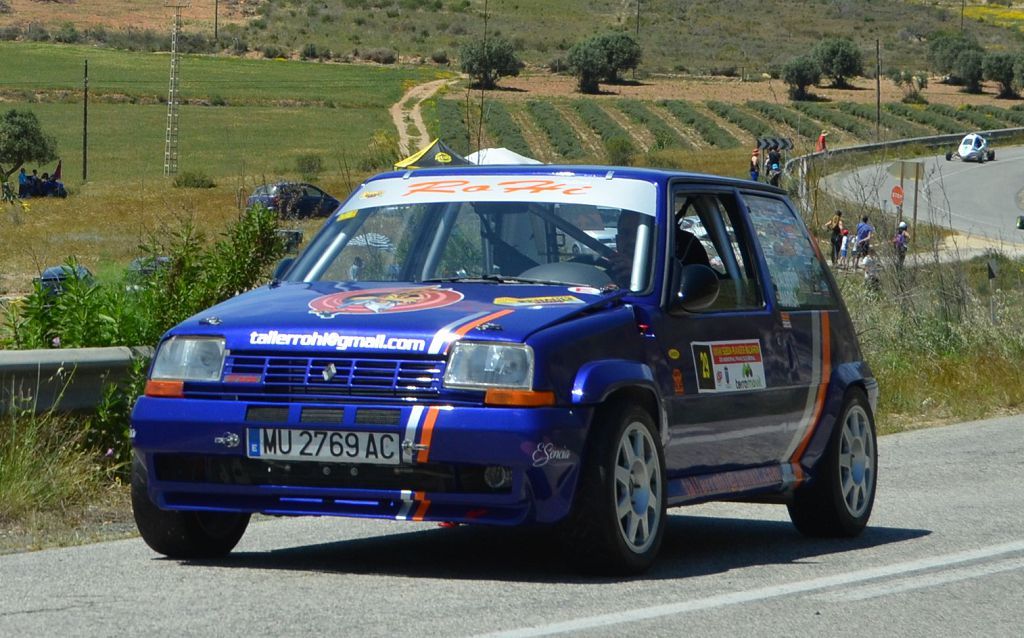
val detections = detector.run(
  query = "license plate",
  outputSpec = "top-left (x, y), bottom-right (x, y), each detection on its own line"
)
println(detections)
top-left (247, 428), bottom-right (400, 465)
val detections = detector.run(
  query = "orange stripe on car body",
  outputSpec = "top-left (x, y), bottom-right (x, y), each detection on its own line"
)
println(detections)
top-left (416, 407), bottom-right (440, 463)
top-left (412, 491), bottom-right (431, 521)
top-left (444, 309), bottom-right (514, 351)
top-left (791, 312), bottom-right (831, 480)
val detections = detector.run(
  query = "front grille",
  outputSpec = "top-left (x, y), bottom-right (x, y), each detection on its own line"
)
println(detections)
top-left (187, 353), bottom-right (446, 403)
top-left (153, 454), bottom-right (507, 494)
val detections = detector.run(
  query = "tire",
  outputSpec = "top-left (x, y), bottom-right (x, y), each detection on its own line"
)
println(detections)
top-left (788, 388), bottom-right (877, 537)
top-left (562, 402), bottom-right (666, 575)
top-left (131, 455), bottom-right (250, 559)
top-left (945, 151), bottom-right (952, 161)
top-left (989, 150), bottom-right (995, 161)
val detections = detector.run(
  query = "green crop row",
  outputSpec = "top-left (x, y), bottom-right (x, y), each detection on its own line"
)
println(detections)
top-left (834, 102), bottom-right (933, 140)
top-left (482, 101), bottom-right (532, 157)
top-left (706, 101), bottom-right (773, 139)
top-left (791, 102), bottom-right (874, 139)
top-left (884, 103), bottom-right (963, 135)
top-left (616, 99), bottom-right (691, 149)
top-left (572, 100), bottom-right (630, 142)
top-left (925, 104), bottom-right (1005, 131)
top-left (746, 101), bottom-right (821, 140)
top-left (526, 101), bottom-right (584, 159)
top-left (975, 104), bottom-right (1024, 127)
top-left (435, 99), bottom-right (472, 156)
top-left (659, 100), bottom-right (740, 148)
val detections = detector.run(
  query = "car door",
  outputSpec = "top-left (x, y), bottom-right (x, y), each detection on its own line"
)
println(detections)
top-left (649, 186), bottom-right (812, 474)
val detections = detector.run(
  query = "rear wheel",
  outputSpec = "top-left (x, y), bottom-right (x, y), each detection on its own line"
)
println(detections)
top-left (132, 455), bottom-right (250, 559)
top-left (562, 402), bottom-right (666, 574)
top-left (945, 151), bottom-right (952, 161)
top-left (989, 150), bottom-right (996, 161)
top-left (788, 388), bottom-right (877, 537)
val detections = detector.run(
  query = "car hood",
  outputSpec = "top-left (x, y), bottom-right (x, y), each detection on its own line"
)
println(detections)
top-left (170, 281), bottom-right (622, 356)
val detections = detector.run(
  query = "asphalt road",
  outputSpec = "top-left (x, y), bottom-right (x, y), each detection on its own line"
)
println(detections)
top-left (823, 144), bottom-right (1024, 248)
top-left (2, 416), bottom-right (1022, 636)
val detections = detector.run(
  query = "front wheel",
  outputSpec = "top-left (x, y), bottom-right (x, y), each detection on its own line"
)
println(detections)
top-left (562, 403), bottom-right (666, 575)
top-left (788, 388), bottom-right (877, 537)
top-left (132, 455), bottom-right (250, 559)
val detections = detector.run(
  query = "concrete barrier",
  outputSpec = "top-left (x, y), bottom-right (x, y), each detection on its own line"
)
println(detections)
top-left (0, 346), bottom-right (153, 414)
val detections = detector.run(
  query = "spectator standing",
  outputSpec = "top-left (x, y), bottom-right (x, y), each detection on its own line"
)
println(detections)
top-left (824, 210), bottom-right (844, 266)
top-left (749, 148), bottom-right (760, 182)
top-left (816, 130), bottom-right (829, 153)
top-left (839, 228), bottom-right (852, 269)
top-left (766, 145), bottom-right (782, 186)
top-left (892, 221), bottom-right (910, 267)
top-left (854, 215), bottom-right (874, 267)
top-left (17, 168), bottom-right (28, 198)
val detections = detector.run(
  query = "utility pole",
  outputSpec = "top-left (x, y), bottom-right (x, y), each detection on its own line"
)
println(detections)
top-left (82, 59), bottom-right (88, 181)
top-left (164, 2), bottom-right (188, 176)
top-left (961, 0), bottom-right (966, 32)
top-left (875, 39), bottom-right (881, 141)
top-left (214, 0), bottom-right (219, 43)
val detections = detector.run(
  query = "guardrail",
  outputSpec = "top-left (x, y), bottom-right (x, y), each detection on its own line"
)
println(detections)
top-left (0, 346), bottom-right (153, 415)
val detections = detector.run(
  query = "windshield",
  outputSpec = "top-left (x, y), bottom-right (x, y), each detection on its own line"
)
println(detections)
top-left (285, 199), bottom-right (654, 291)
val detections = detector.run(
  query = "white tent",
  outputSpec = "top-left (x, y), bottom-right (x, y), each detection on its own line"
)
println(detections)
top-left (466, 147), bottom-right (543, 165)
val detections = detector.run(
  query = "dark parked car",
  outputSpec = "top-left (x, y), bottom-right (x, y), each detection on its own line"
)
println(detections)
top-left (246, 182), bottom-right (340, 219)
top-left (34, 264), bottom-right (95, 297)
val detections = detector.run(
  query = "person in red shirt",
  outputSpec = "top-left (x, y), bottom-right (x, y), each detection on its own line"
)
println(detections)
top-left (816, 130), bottom-right (829, 152)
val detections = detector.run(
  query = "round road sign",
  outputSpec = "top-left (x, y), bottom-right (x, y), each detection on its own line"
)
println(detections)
top-left (891, 185), bottom-right (905, 206)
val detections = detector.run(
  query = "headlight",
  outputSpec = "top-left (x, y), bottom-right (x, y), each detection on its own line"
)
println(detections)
top-left (151, 336), bottom-right (226, 382)
top-left (443, 342), bottom-right (533, 390)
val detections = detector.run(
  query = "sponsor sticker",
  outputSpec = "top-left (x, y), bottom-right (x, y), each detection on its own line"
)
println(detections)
top-left (493, 295), bottom-right (584, 306)
top-left (337, 209), bottom-right (358, 220)
top-left (249, 330), bottom-right (426, 352)
top-left (568, 286), bottom-right (602, 295)
top-left (691, 339), bottom-right (766, 393)
top-left (531, 442), bottom-right (572, 467)
top-left (360, 190), bottom-right (384, 199)
top-left (309, 286), bottom-right (463, 317)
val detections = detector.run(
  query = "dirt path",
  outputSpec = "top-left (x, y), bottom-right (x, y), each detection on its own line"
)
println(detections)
top-left (390, 79), bottom-right (454, 156)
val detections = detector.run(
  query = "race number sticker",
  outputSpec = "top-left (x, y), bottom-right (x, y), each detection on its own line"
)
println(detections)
top-left (690, 340), bottom-right (766, 393)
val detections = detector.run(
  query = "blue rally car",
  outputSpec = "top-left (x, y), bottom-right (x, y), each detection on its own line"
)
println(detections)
top-left (131, 166), bottom-right (879, 574)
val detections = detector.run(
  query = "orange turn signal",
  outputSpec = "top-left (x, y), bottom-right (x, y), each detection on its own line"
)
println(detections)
top-left (144, 380), bottom-right (185, 398)
top-left (484, 389), bottom-right (555, 407)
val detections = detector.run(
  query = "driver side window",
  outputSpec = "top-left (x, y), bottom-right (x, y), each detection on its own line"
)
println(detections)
top-left (671, 191), bottom-right (763, 311)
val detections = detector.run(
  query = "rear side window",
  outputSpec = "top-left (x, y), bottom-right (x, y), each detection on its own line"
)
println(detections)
top-left (743, 194), bottom-right (836, 310)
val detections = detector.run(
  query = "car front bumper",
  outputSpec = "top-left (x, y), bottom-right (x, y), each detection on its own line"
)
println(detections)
top-left (131, 397), bottom-right (591, 525)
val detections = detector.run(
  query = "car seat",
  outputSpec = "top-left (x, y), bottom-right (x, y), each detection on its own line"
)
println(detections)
top-left (677, 229), bottom-right (711, 268)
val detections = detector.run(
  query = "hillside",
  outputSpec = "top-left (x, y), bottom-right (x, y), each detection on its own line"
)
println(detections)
top-left (2, 1), bottom-right (1023, 74)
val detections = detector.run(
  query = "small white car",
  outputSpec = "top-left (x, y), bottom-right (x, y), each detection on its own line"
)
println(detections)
top-left (945, 133), bottom-right (995, 163)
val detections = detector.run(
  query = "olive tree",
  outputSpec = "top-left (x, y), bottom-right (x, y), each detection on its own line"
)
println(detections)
top-left (0, 109), bottom-right (57, 183)
top-left (813, 37), bottom-right (863, 88)
top-left (983, 52), bottom-right (1017, 98)
top-left (459, 36), bottom-right (522, 90)
top-left (954, 49), bottom-right (984, 93)
top-left (927, 32), bottom-right (983, 82)
top-left (568, 32), bottom-right (643, 93)
top-left (782, 55), bottom-right (821, 100)
top-left (596, 32), bottom-right (641, 83)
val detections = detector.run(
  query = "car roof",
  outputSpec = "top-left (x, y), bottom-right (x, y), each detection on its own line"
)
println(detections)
top-left (366, 164), bottom-right (786, 195)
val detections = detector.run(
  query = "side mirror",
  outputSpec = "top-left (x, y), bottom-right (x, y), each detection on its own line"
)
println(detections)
top-left (669, 264), bottom-right (720, 314)
top-left (1017, 215), bottom-right (1024, 230)
top-left (272, 257), bottom-right (295, 281)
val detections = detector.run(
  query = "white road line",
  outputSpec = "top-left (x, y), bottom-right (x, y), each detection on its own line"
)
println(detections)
top-left (810, 555), bottom-right (1024, 603)
top-left (481, 540), bottom-right (1024, 637)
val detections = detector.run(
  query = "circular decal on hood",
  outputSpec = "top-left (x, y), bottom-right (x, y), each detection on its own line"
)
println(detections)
top-left (309, 286), bottom-right (464, 317)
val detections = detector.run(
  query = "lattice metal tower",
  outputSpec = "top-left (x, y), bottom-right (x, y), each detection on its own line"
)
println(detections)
top-left (163, 2), bottom-right (189, 176)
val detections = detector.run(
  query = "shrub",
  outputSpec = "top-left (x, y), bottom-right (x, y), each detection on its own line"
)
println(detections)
top-left (172, 170), bottom-right (216, 189)
top-left (660, 100), bottom-right (739, 148)
top-left (482, 101), bottom-right (531, 156)
top-left (301, 42), bottom-right (318, 60)
top-left (605, 136), bottom-right (635, 166)
top-left (890, 70), bottom-right (929, 104)
top-left (459, 36), bottom-right (521, 89)
top-left (295, 153), bottom-right (324, 180)
top-left (363, 47), bottom-right (397, 64)
top-left (210, 94), bottom-right (227, 106)
top-left (261, 44), bottom-right (286, 59)
top-left (0, 25), bottom-right (19, 41)
top-left (547, 56), bottom-right (569, 74)
top-left (53, 22), bottom-right (81, 44)
top-left (983, 52), bottom-right (1017, 99)
top-left (616, 100), bottom-right (688, 150)
top-left (782, 55), bottom-right (821, 100)
top-left (813, 37), bottom-right (863, 88)
top-left (525, 101), bottom-right (583, 159)
top-left (24, 22), bottom-right (49, 42)
top-left (430, 49), bottom-right (449, 64)
top-left (359, 129), bottom-right (399, 170)
top-left (954, 49), bottom-right (984, 93)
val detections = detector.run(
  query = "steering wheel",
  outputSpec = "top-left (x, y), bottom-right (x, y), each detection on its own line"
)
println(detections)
top-left (568, 252), bottom-right (613, 269)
